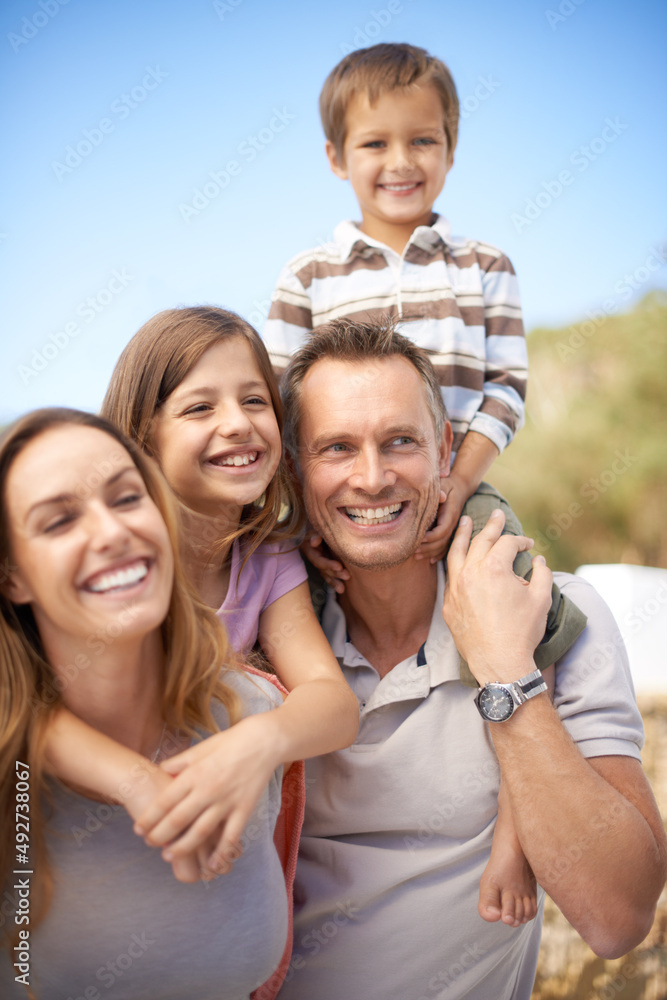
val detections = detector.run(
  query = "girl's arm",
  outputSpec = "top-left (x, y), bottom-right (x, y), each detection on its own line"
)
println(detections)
top-left (44, 708), bottom-right (214, 882)
top-left (136, 582), bottom-right (358, 872)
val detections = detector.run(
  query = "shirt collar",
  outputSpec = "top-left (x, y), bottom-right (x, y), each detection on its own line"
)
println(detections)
top-left (321, 562), bottom-right (461, 689)
top-left (333, 215), bottom-right (452, 262)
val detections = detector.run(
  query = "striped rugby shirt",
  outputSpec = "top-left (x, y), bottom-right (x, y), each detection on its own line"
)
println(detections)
top-left (263, 215), bottom-right (527, 456)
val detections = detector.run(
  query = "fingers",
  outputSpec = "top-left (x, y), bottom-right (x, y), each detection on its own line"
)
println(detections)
top-left (445, 514), bottom-right (475, 576)
top-left (414, 521), bottom-right (453, 563)
top-left (168, 853), bottom-right (202, 884)
top-left (161, 803), bottom-right (228, 859)
top-left (206, 812), bottom-right (247, 875)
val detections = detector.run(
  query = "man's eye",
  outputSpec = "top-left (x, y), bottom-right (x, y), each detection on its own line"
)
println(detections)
top-left (328, 443), bottom-right (348, 453)
top-left (391, 436), bottom-right (413, 446)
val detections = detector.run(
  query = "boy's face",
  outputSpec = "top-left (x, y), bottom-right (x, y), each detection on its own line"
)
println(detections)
top-left (326, 83), bottom-right (453, 246)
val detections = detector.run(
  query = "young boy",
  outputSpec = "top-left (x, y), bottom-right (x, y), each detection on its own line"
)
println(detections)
top-left (263, 42), bottom-right (526, 562)
top-left (263, 43), bottom-right (586, 929)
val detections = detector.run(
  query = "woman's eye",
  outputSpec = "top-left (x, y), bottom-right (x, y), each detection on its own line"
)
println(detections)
top-left (114, 491), bottom-right (143, 508)
top-left (183, 404), bottom-right (211, 415)
top-left (43, 513), bottom-right (74, 533)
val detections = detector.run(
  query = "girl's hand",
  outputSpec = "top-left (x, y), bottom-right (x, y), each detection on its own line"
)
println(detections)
top-left (300, 534), bottom-right (350, 594)
top-left (133, 713), bottom-right (281, 876)
top-left (121, 763), bottom-right (216, 883)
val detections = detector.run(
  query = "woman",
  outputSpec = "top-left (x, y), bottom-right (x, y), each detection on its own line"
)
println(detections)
top-left (0, 408), bottom-right (288, 999)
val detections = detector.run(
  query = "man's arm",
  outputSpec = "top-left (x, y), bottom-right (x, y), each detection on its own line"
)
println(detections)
top-left (443, 512), bottom-right (667, 958)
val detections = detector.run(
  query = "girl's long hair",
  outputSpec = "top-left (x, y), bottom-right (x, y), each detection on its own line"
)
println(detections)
top-left (0, 408), bottom-right (241, 946)
top-left (101, 306), bottom-right (303, 563)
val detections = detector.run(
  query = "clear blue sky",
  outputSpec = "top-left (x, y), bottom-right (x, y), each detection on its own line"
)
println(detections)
top-left (2, 0), bottom-right (666, 422)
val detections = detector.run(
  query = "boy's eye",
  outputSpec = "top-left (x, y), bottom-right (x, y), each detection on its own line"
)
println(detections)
top-left (362, 140), bottom-right (385, 149)
top-left (414, 137), bottom-right (436, 146)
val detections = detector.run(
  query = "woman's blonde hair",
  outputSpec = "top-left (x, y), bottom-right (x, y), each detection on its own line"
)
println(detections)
top-left (0, 408), bottom-right (241, 948)
top-left (101, 306), bottom-right (303, 563)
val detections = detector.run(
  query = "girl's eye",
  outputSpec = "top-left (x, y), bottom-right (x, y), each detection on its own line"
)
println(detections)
top-left (244, 396), bottom-right (269, 406)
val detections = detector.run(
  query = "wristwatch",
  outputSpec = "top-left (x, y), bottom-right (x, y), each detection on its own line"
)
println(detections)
top-left (475, 669), bottom-right (548, 723)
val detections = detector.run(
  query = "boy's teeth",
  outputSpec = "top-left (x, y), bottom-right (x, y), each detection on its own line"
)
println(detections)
top-left (383, 182), bottom-right (417, 190)
top-left (87, 562), bottom-right (148, 593)
top-left (345, 503), bottom-right (402, 525)
top-left (219, 452), bottom-right (258, 467)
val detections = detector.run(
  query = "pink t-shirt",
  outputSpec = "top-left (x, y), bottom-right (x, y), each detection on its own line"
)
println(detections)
top-left (218, 539), bottom-right (308, 654)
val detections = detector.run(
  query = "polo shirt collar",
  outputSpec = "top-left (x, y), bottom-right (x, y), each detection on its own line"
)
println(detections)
top-left (321, 562), bottom-right (461, 692)
top-left (333, 214), bottom-right (452, 262)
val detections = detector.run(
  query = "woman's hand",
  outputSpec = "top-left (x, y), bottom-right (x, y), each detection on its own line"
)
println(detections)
top-left (133, 713), bottom-right (281, 876)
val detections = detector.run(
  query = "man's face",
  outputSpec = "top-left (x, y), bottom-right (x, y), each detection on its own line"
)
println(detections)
top-left (298, 356), bottom-right (452, 571)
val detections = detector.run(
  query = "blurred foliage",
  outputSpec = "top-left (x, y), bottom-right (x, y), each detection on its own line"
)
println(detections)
top-left (489, 292), bottom-right (667, 573)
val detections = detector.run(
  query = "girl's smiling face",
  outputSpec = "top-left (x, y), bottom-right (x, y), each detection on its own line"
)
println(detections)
top-left (4, 424), bottom-right (174, 659)
top-left (151, 337), bottom-right (282, 520)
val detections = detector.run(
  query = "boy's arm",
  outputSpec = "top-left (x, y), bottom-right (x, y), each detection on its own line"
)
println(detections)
top-left (262, 263), bottom-right (313, 378)
top-left (416, 251), bottom-right (527, 564)
top-left (415, 431), bottom-right (499, 563)
top-left (470, 252), bottom-right (528, 452)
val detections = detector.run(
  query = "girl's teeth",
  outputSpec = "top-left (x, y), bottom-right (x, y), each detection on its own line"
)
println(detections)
top-left (220, 452), bottom-right (258, 467)
top-left (88, 562), bottom-right (148, 593)
top-left (345, 503), bottom-right (402, 525)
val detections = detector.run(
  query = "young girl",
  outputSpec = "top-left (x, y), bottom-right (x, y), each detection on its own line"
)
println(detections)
top-left (45, 310), bottom-right (358, 882)
top-left (0, 409), bottom-right (290, 998)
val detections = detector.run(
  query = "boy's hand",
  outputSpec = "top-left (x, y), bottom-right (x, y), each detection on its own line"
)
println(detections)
top-left (414, 477), bottom-right (468, 564)
top-left (301, 534), bottom-right (350, 594)
top-left (133, 714), bottom-right (281, 878)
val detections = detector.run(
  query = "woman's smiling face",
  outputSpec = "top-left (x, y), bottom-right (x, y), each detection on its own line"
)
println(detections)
top-left (4, 424), bottom-right (174, 658)
top-left (150, 337), bottom-right (282, 519)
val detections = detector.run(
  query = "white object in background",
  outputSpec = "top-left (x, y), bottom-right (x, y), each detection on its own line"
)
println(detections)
top-left (574, 564), bottom-right (667, 695)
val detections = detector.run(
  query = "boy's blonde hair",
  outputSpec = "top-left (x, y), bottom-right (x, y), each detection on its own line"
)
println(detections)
top-left (319, 42), bottom-right (459, 159)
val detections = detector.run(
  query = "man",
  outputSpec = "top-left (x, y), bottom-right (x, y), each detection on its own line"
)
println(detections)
top-left (275, 319), bottom-right (666, 1000)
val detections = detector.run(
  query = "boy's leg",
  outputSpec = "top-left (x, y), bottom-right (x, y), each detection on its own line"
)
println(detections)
top-left (457, 484), bottom-right (587, 687)
top-left (478, 664), bottom-right (555, 925)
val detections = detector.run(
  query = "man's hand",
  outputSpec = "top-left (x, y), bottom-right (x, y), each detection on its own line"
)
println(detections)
top-left (414, 479), bottom-right (465, 563)
top-left (301, 534), bottom-right (350, 594)
top-left (443, 510), bottom-right (552, 685)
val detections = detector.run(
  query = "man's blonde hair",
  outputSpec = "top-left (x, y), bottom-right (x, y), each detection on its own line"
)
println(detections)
top-left (320, 43), bottom-right (459, 159)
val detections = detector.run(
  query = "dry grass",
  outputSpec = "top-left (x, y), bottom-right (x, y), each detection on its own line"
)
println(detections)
top-left (532, 696), bottom-right (667, 1000)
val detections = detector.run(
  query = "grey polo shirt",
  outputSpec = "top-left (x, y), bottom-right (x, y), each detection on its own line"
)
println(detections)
top-left (278, 569), bottom-right (644, 1000)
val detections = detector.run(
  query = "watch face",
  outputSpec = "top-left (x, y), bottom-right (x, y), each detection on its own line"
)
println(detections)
top-left (478, 686), bottom-right (514, 722)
